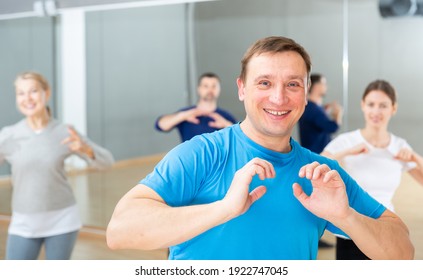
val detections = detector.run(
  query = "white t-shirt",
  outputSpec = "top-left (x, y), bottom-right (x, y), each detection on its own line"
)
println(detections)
top-left (324, 130), bottom-right (416, 211)
top-left (8, 204), bottom-right (81, 238)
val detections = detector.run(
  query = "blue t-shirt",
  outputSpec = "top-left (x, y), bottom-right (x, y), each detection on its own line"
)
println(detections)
top-left (298, 101), bottom-right (339, 153)
top-left (141, 124), bottom-right (385, 260)
top-left (155, 106), bottom-right (237, 142)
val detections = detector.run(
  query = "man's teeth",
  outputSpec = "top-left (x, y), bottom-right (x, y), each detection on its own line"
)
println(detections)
top-left (266, 109), bottom-right (288, 116)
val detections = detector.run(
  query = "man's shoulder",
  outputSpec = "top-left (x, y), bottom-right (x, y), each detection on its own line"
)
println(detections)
top-left (195, 124), bottom-right (236, 143)
top-left (181, 123), bottom-right (230, 139)
top-left (216, 106), bottom-right (231, 113)
top-left (301, 101), bottom-right (321, 119)
top-left (166, 126), bottom-right (236, 165)
top-left (305, 100), bottom-right (319, 108)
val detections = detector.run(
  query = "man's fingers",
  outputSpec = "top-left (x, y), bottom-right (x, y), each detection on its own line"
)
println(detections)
top-left (252, 158), bottom-right (275, 178)
top-left (208, 121), bottom-right (219, 128)
top-left (299, 161), bottom-right (320, 179)
top-left (235, 158), bottom-right (275, 183)
top-left (248, 164), bottom-right (265, 180)
top-left (312, 164), bottom-right (330, 180)
top-left (298, 162), bottom-right (342, 186)
top-left (246, 160), bottom-right (274, 180)
top-left (187, 117), bottom-right (200, 124)
top-left (292, 183), bottom-right (308, 204)
top-left (323, 170), bottom-right (340, 183)
top-left (207, 112), bottom-right (219, 119)
top-left (249, 186), bottom-right (267, 204)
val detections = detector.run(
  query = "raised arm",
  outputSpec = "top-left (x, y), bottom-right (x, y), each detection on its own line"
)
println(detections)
top-left (305, 104), bottom-right (340, 133)
top-left (321, 142), bottom-right (369, 162)
top-left (207, 112), bottom-right (235, 129)
top-left (327, 101), bottom-right (343, 126)
top-left (157, 108), bottom-right (205, 132)
top-left (334, 207), bottom-right (413, 260)
top-left (293, 161), bottom-right (414, 259)
top-left (106, 158), bottom-right (274, 250)
top-left (62, 126), bottom-right (114, 169)
top-left (395, 148), bottom-right (423, 186)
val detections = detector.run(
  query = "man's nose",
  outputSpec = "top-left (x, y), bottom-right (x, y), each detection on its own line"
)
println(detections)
top-left (269, 86), bottom-right (288, 105)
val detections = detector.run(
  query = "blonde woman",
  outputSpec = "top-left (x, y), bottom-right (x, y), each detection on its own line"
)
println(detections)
top-left (322, 80), bottom-right (423, 259)
top-left (0, 72), bottom-right (115, 259)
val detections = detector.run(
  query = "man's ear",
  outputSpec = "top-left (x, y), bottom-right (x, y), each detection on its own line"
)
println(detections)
top-left (237, 78), bottom-right (245, 101)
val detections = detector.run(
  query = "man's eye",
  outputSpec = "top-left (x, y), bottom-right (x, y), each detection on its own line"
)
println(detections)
top-left (259, 81), bottom-right (270, 86)
top-left (288, 82), bottom-right (299, 87)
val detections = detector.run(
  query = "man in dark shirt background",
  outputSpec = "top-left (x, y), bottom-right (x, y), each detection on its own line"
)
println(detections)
top-left (155, 72), bottom-right (237, 142)
top-left (299, 73), bottom-right (343, 153)
top-left (298, 73), bottom-right (343, 248)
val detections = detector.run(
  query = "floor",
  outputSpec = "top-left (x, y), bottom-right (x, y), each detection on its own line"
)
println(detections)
top-left (1, 155), bottom-right (422, 260)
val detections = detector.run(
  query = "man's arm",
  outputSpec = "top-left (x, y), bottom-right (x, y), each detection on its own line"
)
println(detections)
top-left (334, 208), bottom-right (413, 260)
top-left (207, 112), bottom-right (235, 129)
top-left (106, 158), bottom-right (274, 250)
top-left (306, 103), bottom-right (340, 133)
top-left (326, 101), bottom-right (343, 126)
top-left (157, 108), bottom-right (205, 132)
top-left (156, 112), bottom-right (188, 132)
top-left (293, 161), bottom-right (414, 260)
top-left (106, 184), bottom-right (228, 250)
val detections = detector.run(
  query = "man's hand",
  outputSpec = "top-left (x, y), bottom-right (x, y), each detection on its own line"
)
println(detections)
top-left (207, 112), bottom-right (233, 128)
top-left (180, 108), bottom-right (208, 124)
top-left (221, 158), bottom-right (275, 221)
top-left (293, 161), bottom-right (351, 222)
top-left (325, 101), bottom-right (343, 125)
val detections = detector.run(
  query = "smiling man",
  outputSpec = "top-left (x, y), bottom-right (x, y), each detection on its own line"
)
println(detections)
top-left (106, 36), bottom-right (414, 260)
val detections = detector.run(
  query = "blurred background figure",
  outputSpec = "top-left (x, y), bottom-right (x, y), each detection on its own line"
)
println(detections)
top-left (298, 73), bottom-right (343, 248)
top-left (0, 71), bottom-right (115, 260)
top-left (322, 79), bottom-right (423, 259)
top-left (155, 72), bottom-right (237, 142)
top-left (299, 73), bottom-right (343, 153)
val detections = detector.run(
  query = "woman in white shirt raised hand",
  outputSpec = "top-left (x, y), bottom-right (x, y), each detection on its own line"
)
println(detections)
top-left (321, 79), bottom-right (423, 260)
